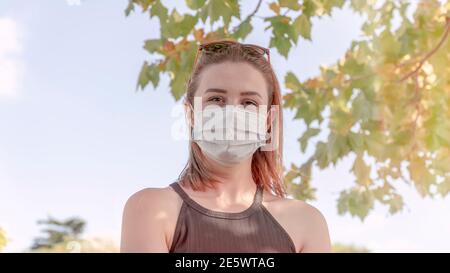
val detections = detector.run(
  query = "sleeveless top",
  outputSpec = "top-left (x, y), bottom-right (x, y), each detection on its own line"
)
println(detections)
top-left (168, 181), bottom-right (297, 253)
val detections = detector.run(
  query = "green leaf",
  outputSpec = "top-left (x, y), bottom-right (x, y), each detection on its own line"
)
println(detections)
top-left (350, 0), bottom-right (369, 13)
top-left (392, 128), bottom-right (414, 146)
top-left (124, 1), bottom-right (135, 16)
top-left (314, 141), bottom-right (329, 169)
top-left (364, 131), bottom-right (385, 159)
top-left (200, 0), bottom-right (240, 27)
top-left (352, 154), bottom-right (372, 186)
top-left (387, 194), bottom-right (404, 214)
top-left (180, 42), bottom-right (197, 71)
top-left (352, 91), bottom-right (372, 121)
top-left (340, 57), bottom-right (366, 76)
top-left (147, 63), bottom-right (160, 88)
top-left (143, 39), bottom-right (162, 53)
top-left (284, 161), bottom-right (317, 201)
top-left (293, 14), bottom-right (312, 40)
top-left (279, 0), bottom-right (301, 11)
top-left (437, 177), bottom-right (450, 197)
top-left (166, 11), bottom-right (199, 38)
top-left (329, 108), bottom-right (354, 135)
top-left (298, 127), bottom-right (321, 152)
top-left (170, 70), bottom-right (189, 100)
top-left (408, 156), bottom-right (435, 197)
top-left (137, 0), bottom-right (154, 11)
top-left (269, 34), bottom-right (291, 58)
top-left (374, 29), bottom-right (401, 62)
top-left (137, 61), bottom-right (150, 90)
top-left (150, 0), bottom-right (169, 22)
top-left (431, 152), bottom-right (450, 175)
top-left (285, 71), bottom-right (302, 90)
top-left (327, 133), bottom-right (350, 165)
top-left (232, 19), bottom-right (253, 40)
top-left (337, 188), bottom-right (374, 221)
top-left (302, 0), bottom-right (317, 17)
top-left (186, 0), bottom-right (206, 10)
top-left (323, 0), bottom-right (345, 14)
top-left (265, 15), bottom-right (299, 44)
top-left (137, 61), bottom-right (160, 90)
top-left (178, 14), bottom-right (199, 37)
top-left (348, 132), bottom-right (364, 153)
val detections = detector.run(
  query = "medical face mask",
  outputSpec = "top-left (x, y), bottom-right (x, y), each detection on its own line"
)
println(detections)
top-left (192, 105), bottom-right (269, 166)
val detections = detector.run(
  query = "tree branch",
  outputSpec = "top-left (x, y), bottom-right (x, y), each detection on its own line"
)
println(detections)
top-left (399, 19), bottom-right (450, 82)
top-left (232, 0), bottom-right (263, 33)
top-left (244, 0), bottom-right (263, 22)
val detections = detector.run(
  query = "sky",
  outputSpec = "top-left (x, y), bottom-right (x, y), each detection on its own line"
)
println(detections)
top-left (0, 0), bottom-right (449, 252)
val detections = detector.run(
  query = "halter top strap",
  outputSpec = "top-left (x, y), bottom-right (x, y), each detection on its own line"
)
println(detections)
top-left (170, 181), bottom-right (263, 219)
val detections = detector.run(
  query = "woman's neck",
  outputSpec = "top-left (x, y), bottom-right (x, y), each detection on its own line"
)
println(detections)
top-left (205, 156), bottom-right (257, 203)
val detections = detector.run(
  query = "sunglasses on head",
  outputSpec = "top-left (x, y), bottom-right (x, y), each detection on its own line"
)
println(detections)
top-left (195, 39), bottom-right (271, 64)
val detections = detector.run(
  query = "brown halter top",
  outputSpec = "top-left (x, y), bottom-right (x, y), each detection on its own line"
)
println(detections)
top-left (168, 181), bottom-right (296, 253)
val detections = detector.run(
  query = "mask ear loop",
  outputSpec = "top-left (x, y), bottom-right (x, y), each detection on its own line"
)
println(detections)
top-left (187, 101), bottom-right (206, 142)
top-left (259, 104), bottom-right (277, 152)
top-left (183, 101), bottom-right (196, 141)
top-left (249, 106), bottom-right (270, 152)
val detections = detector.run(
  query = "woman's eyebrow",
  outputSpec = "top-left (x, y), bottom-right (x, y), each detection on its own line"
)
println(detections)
top-left (205, 88), bottom-right (227, 94)
top-left (240, 91), bottom-right (262, 99)
top-left (204, 88), bottom-right (262, 99)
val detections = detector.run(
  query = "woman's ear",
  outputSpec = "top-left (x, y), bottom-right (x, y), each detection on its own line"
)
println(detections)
top-left (266, 107), bottom-right (276, 132)
top-left (184, 102), bottom-right (194, 129)
top-left (261, 106), bottom-right (279, 151)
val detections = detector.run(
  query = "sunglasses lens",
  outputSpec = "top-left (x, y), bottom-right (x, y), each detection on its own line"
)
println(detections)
top-left (199, 42), bottom-right (269, 62)
top-left (242, 46), bottom-right (268, 61)
top-left (203, 42), bottom-right (228, 52)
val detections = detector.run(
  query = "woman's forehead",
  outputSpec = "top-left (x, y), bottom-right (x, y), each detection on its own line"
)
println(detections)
top-left (196, 62), bottom-right (269, 100)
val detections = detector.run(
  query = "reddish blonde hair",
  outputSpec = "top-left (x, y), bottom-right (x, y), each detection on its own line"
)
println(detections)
top-left (178, 40), bottom-right (287, 197)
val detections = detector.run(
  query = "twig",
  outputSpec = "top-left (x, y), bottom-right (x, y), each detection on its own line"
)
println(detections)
top-left (244, 0), bottom-right (263, 22)
top-left (232, 0), bottom-right (263, 32)
top-left (399, 19), bottom-right (450, 82)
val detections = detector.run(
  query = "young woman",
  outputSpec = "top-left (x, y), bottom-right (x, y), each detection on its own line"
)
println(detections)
top-left (120, 39), bottom-right (331, 253)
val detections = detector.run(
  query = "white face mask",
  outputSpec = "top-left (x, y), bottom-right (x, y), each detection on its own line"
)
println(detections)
top-left (192, 105), bottom-right (268, 166)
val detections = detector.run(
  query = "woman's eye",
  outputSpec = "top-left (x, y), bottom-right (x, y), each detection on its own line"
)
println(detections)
top-left (207, 96), bottom-right (224, 104)
top-left (242, 100), bottom-right (258, 106)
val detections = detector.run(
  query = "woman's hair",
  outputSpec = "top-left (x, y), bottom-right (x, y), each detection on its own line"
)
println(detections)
top-left (178, 40), bottom-right (287, 198)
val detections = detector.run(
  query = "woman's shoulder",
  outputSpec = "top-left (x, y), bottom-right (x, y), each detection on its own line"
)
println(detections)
top-left (263, 190), bottom-right (330, 251)
top-left (264, 190), bottom-right (326, 220)
top-left (123, 184), bottom-right (181, 213)
top-left (264, 190), bottom-right (331, 252)
top-left (121, 184), bottom-right (182, 252)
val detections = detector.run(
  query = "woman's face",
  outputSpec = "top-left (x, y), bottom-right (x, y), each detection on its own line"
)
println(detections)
top-left (194, 61), bottom-right (270, 110)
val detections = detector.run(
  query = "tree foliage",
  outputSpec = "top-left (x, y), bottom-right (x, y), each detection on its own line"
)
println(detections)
top-left (0, 227), bottom-right (7, 252)
top-left (126, 0), bottom-right (450, 220)
top-left (31, 216), bottom-right (86, 250)
top-left (29, 237), bottom-right (119, 253)
top-left (332, 242), bottom-right (370, 253)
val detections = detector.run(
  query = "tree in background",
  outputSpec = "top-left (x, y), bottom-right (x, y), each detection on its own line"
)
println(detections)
top-left (125, 0), bottom-right (450, 220)
top-left (332, 242), bottom-right (370, 253)
top-left (29, 216), bottom-right (118, 253)
top-left (31, 216), bottom-right (85, 250)
top-left (30, 236), bottom-right (119, 253)
top-left (0, 227), bottom-right (7, 252)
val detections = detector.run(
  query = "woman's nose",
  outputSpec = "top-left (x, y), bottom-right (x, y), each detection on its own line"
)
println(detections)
top-left (227, 98), bottom-right (241, 106)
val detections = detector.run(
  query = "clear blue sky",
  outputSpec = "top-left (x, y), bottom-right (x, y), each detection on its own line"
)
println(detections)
top-left (0, 0), bottom-right (449, 252)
